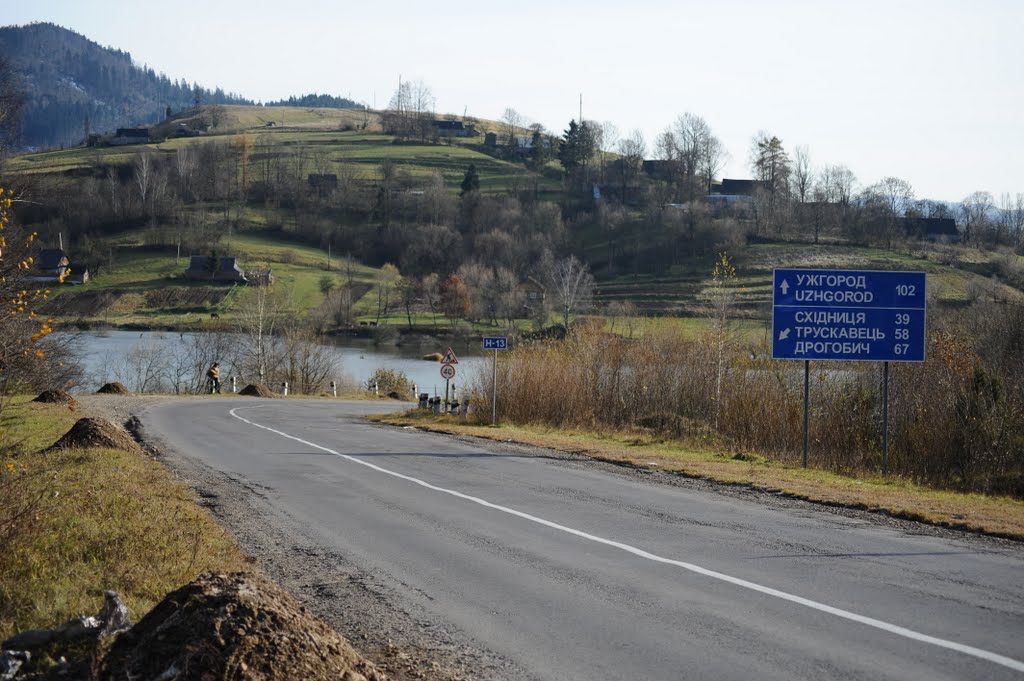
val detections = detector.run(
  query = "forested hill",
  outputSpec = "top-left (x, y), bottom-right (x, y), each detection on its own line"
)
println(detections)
top-left (0, 22), bottom-right (252, 150)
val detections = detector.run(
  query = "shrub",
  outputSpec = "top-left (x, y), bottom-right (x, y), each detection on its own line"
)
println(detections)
top-left (368, 368), bottom-right (411, 396)
top-left (469, 320), bottom-right (1024, 496)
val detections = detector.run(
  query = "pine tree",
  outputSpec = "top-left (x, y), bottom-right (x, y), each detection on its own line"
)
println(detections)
top-left (460, 163), bottom-right (480, 195)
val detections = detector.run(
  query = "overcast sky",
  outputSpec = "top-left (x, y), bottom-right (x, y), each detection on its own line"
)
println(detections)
top-left (6, 0), bottom-right (1022, 201)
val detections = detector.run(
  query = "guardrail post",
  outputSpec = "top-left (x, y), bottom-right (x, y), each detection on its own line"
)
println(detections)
top-left (330, 380), bottom-right (337, 397)
top-left (281, 381), bottom-right (289, 396)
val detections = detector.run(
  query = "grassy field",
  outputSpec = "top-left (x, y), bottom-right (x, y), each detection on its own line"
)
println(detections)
top-left (0, 398), bottom-right (248, 642)
top-left (372, 410), bottom-right (1024, 540)
top-left (8, 107), bottom-right (558, 195)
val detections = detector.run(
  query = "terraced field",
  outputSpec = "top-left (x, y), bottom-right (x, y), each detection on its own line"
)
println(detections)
top-left (595, 242), bottom-right (1024, 320)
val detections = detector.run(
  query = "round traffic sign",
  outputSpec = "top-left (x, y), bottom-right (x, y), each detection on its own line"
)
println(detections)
top-left (440, 364), bottom-right (456, 380)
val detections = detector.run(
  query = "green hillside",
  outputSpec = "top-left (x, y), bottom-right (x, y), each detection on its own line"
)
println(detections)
top-left (8, 104), bottom-right (1024, 336)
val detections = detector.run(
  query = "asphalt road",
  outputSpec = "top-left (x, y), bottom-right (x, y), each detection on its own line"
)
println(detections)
top-left (142, 398), bottom-right (1024, 681)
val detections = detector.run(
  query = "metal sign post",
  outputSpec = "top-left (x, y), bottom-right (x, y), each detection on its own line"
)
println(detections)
top-left (482, 337), bottom-right (509, 425)
top-left (440, 362), bottom-right (456, 412)
top-left (772, 269), bottom-right (926, 470)
top-left (882, 361), bottom-right (890, 475)
top-left (803, 360), bottom-right (810, 468)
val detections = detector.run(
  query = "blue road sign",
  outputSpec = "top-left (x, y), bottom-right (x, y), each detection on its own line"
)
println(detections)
top-left (483, 336), bottom-right (508, 350)
top-left (772, 269), bottom-right (926, 362)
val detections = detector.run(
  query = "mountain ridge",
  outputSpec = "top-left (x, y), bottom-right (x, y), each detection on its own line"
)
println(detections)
top-left (0, 22), bottom-right (252, 149)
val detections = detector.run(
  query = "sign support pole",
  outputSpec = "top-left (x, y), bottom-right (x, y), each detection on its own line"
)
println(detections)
top-left (444, 378), bottom-right (450, 413)
top-left (491, 348), bottom-right (498, 425)
top-left (803, 360), bottom-right (810, 468)
top-left (882, 361), bottom-right (890, 476)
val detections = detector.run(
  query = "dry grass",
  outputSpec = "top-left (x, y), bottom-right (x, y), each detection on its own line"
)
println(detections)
top-left (0, 399), bottom-right (248, 639)
top-left (370, 411), bottom-right (1024, 540)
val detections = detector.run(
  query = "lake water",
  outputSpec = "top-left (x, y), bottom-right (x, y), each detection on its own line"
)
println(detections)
top-left (74, 330), bottom-right (486, 396)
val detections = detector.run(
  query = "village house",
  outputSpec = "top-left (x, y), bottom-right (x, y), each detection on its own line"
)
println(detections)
top-left (110, 128), bottom-right (151, 146)
top-left (28, 248), bottom-right (89, 284)
top-left (432, 120), bottom-right (475, 138)
top-left (706, 178), bottom-right (766, 208)
top-left (184, 256), bottom-right (248, 283)
top-left (903, 217), bottom-right (960, 242)
top-left (518, 276), bottom-right (546, 311)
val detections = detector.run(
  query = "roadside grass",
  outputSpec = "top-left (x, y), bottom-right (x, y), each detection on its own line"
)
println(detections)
top-left (370, 410), bottom-right (1024, 540)
top-left (0, 398), bottom-right (249, 639)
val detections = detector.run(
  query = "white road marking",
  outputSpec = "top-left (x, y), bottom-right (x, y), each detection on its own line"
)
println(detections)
top-left (229, 406), bottom-right (1024, 673)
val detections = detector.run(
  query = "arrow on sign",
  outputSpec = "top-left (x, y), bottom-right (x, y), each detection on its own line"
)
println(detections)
top-left (779, 279), bottom-right (790, 295)
top-left (778, 328), bottom-right (790, 341)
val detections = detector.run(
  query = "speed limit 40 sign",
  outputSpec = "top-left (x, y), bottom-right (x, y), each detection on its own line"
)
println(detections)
top-left (440, 364), bottom-right (456, 380)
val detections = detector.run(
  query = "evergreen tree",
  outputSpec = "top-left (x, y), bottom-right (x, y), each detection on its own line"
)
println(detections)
top-left (528, 130), bottom-right (547, 171)
top-left (460, 163), bottom-right (480, 195)
top-left (558, 119), bottom-right (595, 173)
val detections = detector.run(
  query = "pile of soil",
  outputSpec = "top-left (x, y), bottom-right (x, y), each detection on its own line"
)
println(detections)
top-left (239, 383), bottom-right (276, 398)
top-left (422, 352), bottom-right (443, 362)
top-left (96, 382), bottom-right (131, 395)
top-left (32, 388), bottom-right (74, 404)
top-left (47, 417), bottom-right (144, 455)
top-left (96, 571), bottom-right (387, 681)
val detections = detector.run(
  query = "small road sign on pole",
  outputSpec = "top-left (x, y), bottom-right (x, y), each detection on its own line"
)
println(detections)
top-left (482, 337), bottom-right (509, 424)
top-left (440, 347), bottom-right (459, 365)
top-left (440, 364), bottom-right (456, 380)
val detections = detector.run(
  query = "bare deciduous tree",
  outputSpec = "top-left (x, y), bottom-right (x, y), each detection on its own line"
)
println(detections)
top-left (233, 280), bottom-right (289, 383)
top-left (616, 129), bottom-right (646, 196)
top-left (659, 113), bottom-right (726, 199)
top-left (133, 152), bottom-right (153, 216)
top-left (791, 145), bottom-right (813, 204)
top-left (501, 107), bottom-right (523, 146)
top-left (281, 327), bottom-right (339, 394)
top-left (546, 255), bottom-right (595, 330)
top-left (999, 193), bottom-right (1024, 246)
top-left (960, 190), bottom-right (994, 245)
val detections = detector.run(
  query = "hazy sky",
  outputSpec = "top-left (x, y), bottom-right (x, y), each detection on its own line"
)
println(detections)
top-left (6, 0), bottom-right (1022, 201)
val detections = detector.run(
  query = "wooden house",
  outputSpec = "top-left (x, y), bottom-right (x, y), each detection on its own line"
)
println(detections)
top-left (184, 256), bottom-right (247, 283)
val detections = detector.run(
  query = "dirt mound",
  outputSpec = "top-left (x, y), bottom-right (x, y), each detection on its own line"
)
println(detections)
top-left (239, 383), bottom-right (276, 398)
top-left (33, 388), bottom-right (74, 404)
top-left (97, 571), bottom-right (387, 681)
top-left (47, 417), bottom-right (144, 454)
top-left (96, 382), bottom-right (131, 395)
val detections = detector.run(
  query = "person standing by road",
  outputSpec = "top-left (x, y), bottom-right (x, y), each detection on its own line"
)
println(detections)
top-left (207, 362), bottom-right (221, 394)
